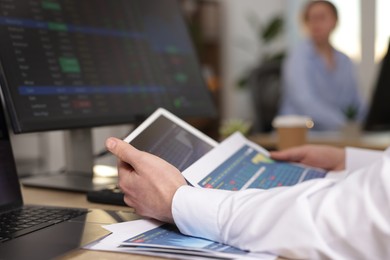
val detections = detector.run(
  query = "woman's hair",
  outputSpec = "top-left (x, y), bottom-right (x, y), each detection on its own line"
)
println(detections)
top-left (303, 0), bottom-right (338, 22)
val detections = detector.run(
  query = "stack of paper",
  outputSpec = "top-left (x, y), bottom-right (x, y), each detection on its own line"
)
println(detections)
top-left (85, 219), bottom-right (275, 260)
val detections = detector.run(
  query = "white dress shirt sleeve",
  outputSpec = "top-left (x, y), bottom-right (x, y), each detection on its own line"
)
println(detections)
top-left (172, 149), bottom-right (390, 259)
top-left (346, 147), bottom-right (383, 172)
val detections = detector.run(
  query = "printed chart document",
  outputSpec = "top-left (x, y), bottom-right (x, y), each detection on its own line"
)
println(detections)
top-left (182, 132), bottom-right (341, 190)
top-left (85, 219), bottom-right (275, 260)
top-left (84, 109), bottom-right (343, 259)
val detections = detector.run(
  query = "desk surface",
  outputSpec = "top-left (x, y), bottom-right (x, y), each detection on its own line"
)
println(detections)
top-left (22, 186), bottom-right (163, 260)
top-left (249, 131), bottom-right (390, 151)
top-left (23, 187), bottom-right (285, 260)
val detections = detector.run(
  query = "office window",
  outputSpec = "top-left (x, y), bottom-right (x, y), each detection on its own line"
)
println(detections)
top-left (330, 0), bottom-right (361, 61)
top-left (376, 0), bottom-right (390, 62)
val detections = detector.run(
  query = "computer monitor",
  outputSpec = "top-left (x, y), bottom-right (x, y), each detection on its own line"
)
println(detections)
top-left (364, 39), bottom-right (390, 131)
top-left (0, 0), bottom-right (217, 191)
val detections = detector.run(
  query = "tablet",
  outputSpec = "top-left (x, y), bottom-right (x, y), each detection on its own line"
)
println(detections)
top-left (124, 108), bottom-right (218, 171)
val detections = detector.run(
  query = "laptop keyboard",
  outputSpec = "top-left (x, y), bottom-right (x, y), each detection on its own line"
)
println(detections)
top-left (0, 206), bottom-right (88, 243)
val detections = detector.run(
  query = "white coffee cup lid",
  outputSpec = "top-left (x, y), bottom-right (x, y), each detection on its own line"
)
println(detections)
top-left (272, 115), bottom-right (314, 128)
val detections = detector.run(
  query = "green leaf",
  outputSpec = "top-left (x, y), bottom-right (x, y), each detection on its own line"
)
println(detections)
top-left (262, 16), bottom-right (284, 43)
top-left (344, 105), bottom-right (358, 120)
top-left (237, 76), bottom-right (249, 89)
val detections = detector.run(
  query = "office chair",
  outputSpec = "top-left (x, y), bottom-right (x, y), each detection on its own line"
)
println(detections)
top-left (248, 60), bottom-right (282, 132)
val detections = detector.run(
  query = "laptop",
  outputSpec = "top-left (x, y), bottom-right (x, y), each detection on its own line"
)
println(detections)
top-left (0, 104), bottom-right (138, 260)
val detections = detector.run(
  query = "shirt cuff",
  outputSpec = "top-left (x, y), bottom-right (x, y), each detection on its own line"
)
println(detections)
top-left (346, 147), bottom-right (383, 172)
top-left (172, 186), bottom-right (232, 242)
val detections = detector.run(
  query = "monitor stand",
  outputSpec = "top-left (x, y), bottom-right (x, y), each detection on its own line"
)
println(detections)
top-left (21, 129), bottom-right (117, 192)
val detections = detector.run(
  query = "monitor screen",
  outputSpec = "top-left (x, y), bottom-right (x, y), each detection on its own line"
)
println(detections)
top-left (0, 0), bottom-right (216, 133)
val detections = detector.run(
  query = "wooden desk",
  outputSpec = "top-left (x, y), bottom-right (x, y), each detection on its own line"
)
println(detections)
top-left (249, 131), bottom-right (390, 151)
top-left (23, 187), bottom-right (285, 260)
top-left (22, 186), bottom-right (163, 260)
top-left (23, 182), bottom-right (291, 260)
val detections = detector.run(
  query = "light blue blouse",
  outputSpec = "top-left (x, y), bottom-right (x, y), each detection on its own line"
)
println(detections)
top-left (279, 39), bottom-right (366, 131)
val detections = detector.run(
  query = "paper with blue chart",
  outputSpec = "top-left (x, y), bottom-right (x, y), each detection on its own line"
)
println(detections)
top-left (85, 219), bottom-right (275, 259)
top-left (85, 132), bottom-right (340, 259)
top-left (182, 132), bottom-right (333, 191)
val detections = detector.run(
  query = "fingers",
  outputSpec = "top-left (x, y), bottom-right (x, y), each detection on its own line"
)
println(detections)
top-left (270, 146), bottom-right (307, 162)
top-left (106, 137), bottom-right (143, 169)
top-left (123, 194), bottom-right (136, 209)
top-left (117, 159), bottom-right (138, 188)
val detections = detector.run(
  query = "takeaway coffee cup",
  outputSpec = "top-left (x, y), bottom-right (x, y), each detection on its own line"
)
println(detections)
top-left (272, 115), bottom-right (314, 150)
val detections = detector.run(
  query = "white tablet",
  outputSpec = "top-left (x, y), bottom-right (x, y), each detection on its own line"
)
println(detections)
top-left (124, 108), bottom-right (218, 171)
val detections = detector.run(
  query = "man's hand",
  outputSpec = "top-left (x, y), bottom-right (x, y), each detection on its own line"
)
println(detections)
top-left (106, 137), bottom-right (187, 223)
top-left (270, 145), bottom-right (346, 171)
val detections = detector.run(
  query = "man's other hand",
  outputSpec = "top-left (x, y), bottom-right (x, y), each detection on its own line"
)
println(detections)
top-left (270, 145), bottom-right (345, 171)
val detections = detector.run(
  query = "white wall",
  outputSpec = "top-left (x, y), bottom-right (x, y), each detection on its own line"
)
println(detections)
top-left (360, 0), bottom-right (377, 100)
top-left (10, 132), bottom-right (45, 175)
top-left (220, 0), bottom-right (285, 122)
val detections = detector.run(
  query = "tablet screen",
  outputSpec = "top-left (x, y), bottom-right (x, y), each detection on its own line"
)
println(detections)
top-left (125, 109), bottom-right (217, 171)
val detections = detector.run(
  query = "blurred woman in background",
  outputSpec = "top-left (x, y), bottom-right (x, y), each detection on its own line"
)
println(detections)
top-left (279, 0), bottom-right (366, 131)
